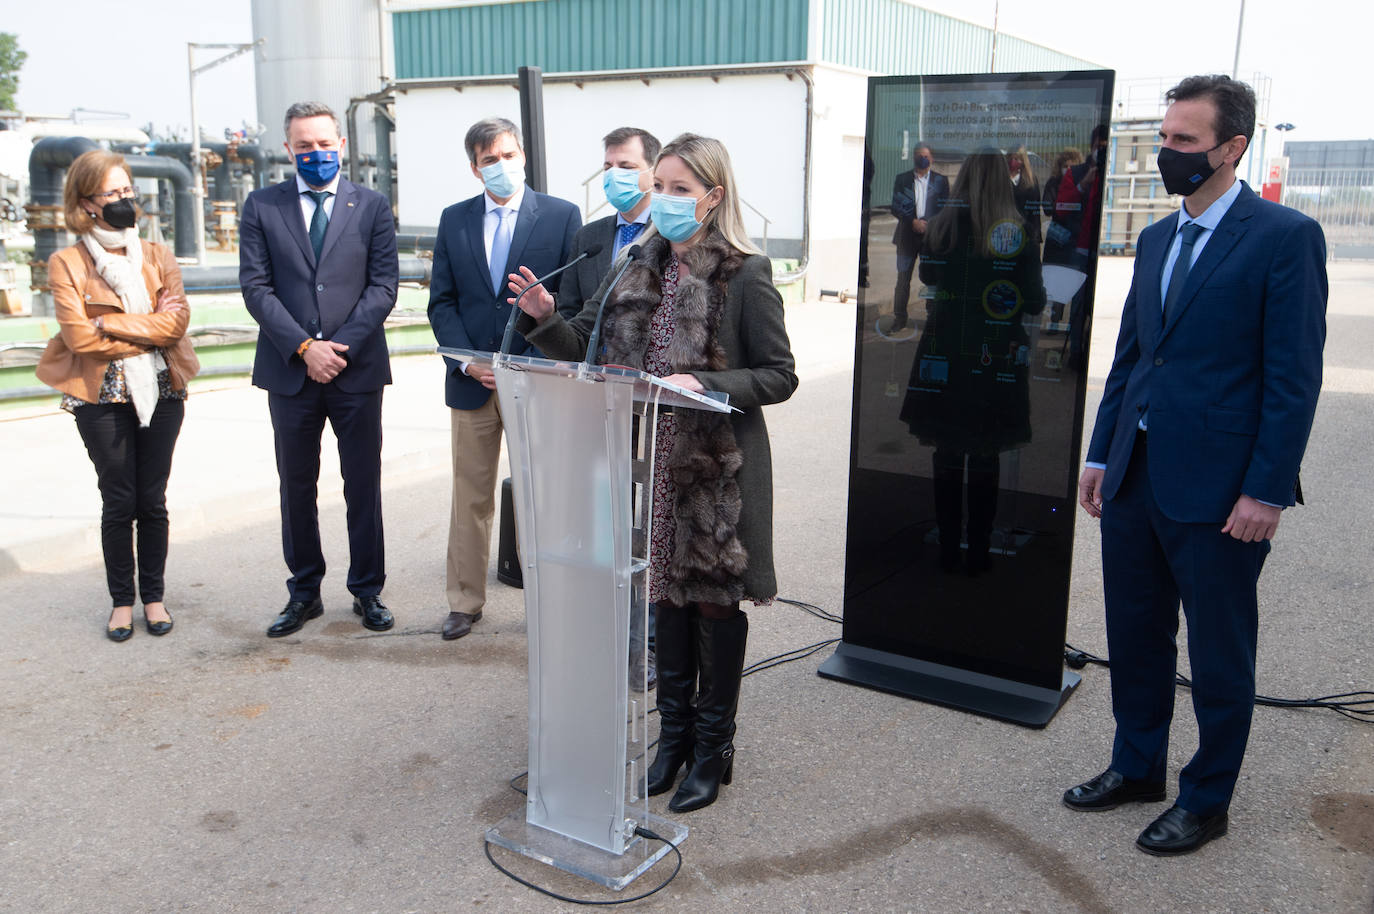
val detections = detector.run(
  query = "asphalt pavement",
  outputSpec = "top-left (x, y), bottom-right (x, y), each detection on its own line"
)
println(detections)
top-left (0, 258), bottom-right (1370, 913)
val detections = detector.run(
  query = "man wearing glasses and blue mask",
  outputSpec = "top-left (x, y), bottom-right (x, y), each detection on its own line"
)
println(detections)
top-left (427, 117), bottom-right (581, 643)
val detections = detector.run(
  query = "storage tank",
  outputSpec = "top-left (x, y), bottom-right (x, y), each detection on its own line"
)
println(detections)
top-left (251, 0), bottom-right (385, 158)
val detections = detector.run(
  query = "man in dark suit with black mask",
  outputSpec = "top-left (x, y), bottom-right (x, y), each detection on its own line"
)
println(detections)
top-left (1065, 75), bottom-right (1326, 857)
top-left (890, 143), bottom-right (948, 330)
top-left (240, 101), bottom-right (399, 638)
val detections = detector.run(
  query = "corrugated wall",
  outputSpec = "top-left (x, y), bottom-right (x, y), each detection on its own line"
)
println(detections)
top-left (820, 0), bottom-right (1099, 74)
top-left (393, 0), bottom-right (808, 78)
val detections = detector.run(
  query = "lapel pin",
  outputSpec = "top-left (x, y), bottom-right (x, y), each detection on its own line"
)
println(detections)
top-left (347, 202), bottom-right (354, 207)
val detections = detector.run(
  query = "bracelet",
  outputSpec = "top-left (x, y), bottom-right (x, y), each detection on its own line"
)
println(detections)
top-left (296, 339), bottom-right (313, 357)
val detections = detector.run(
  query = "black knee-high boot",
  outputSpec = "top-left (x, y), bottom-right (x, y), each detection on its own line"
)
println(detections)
top-left (646, 603), bottom-right (697, 795)
top-left (669, 609), bottom-right (748, 812)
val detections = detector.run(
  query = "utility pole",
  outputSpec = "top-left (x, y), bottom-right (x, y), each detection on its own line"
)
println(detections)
top-left (1232, 0), bottom-right (1246, 78)
top-left (187, 39), bottom-right (263, 265)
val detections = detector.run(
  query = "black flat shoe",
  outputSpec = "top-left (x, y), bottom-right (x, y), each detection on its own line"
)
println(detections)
top-left (1136, 804), bottom-right (1228, 856)
top-left (1063, 769), bottom-right (1166, 811)
top-left (353, 595), bottom-right (394, 632)
top-left (267, 597), bottom-right (324, 638)
top-left (107, 622), bottom-right (134, 643)
top-left (144, 608), bottom-right (174, 636)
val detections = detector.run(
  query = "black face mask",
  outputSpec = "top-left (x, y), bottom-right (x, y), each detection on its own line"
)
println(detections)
top-left (1156, 141), bottom-right (1226, 196)
top-left (914, 155), bottom-right (931, 170)
top-left (98, 197), bottom-right (139, 229)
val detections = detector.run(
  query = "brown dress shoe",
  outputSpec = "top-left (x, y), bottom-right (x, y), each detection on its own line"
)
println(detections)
top-left (442, 610), bottom-right (482, 640)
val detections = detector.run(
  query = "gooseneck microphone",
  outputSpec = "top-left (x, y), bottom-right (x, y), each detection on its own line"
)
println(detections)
top-left (583, 244), bottom-right (642, 365)
top-left (496, 243), bottom-right (604, 359)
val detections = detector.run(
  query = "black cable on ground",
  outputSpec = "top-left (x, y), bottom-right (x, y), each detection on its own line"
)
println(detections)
top-left (482, 827), bottom-right (682, 906)
top-left (1064, 641), bottom-right (1374, 723)
top-left (489, 596), bottom-right (842, 900)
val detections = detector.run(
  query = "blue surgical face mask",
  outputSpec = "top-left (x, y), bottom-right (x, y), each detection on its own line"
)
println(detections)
top-left (295, 148), bottom-right (340, 187)
top-left (603, 167), bottom-right (647, 213)
top-left (480, 158), bottom-right (524, 198)
top-left (650, 191), bottom-right (711, 243)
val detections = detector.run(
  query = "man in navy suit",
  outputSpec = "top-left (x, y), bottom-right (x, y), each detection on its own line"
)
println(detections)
top-left (427, 117), bottom-right (580, 641)
top-left (890, 144), bottom-right (948, 330)
top-left (1064, 76), bottom-right (1327, 856)
top-left (240, 101), bottom-right (399, 638)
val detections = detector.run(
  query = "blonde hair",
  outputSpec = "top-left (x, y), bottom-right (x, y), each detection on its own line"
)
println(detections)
top-left (651, 133), bottom-right (760, 255)
top-left (63, 150), bottom-right (135, 234)
top-left (927, 149), bottom-right (1023, 258)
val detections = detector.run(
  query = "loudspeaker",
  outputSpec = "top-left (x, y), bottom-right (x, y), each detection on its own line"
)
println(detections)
top-left (497, 476), bottom-right (523, 588)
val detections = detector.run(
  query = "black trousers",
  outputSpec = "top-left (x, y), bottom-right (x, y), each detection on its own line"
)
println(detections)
top-left (73, 399), bottom-right (185, 607)
top-left (267, 382), bottom-right (385, 601)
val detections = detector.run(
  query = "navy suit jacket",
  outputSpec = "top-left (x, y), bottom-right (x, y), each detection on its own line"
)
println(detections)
top-left (556, 213), bottom-right (620, 318)
top-left (427, 189), bottom-right (581, 410)
top-left (891, 169), bottom-right (950, 256)
top-left (240, 178), bottom-right (399, 394)
top-left (1086, 182), bottom-right (1327, 522)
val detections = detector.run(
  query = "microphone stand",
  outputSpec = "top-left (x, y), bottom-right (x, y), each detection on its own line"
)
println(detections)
top-left (582, 244), bottom-right (642, 370)
top-left (495, 247), bottom-right (597, 363)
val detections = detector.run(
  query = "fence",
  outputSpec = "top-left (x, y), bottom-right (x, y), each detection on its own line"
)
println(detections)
top-left (1282, 168), bottom-right (1374, 260)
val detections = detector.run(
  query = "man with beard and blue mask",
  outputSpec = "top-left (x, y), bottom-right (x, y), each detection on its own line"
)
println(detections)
top-left (427, 117), bottom-right (580, 642)
top-left (1064, 75), bottom-right (1327, 857)
top-left (240, 101), bottom-right (399, 639)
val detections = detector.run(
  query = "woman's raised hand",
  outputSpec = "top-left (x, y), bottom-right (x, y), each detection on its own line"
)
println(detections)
top-left (507, 266), bottom-right (556, 322)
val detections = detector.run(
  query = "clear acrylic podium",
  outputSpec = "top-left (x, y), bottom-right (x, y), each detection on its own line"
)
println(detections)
top-left (439, 346), bottom-right (731, 889)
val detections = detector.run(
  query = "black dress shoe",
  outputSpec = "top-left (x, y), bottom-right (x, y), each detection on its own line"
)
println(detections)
top-left (1137, 804), bottom-right (1228, 856)
top-left (441, 610), bottom-right (481, 640)
top-left (353, 595), bottom-right (394, 632)
top-left (144, 607), bottom-right (174, 636)
top-left (1063, 769), bottom-right (1166, 811)
top-left (266, 597), bottom-right (323, 638)
top-left (107, 619), bottom-right (134, 643)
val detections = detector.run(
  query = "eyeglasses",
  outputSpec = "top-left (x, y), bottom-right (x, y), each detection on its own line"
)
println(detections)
top-left (87, 187), bottom-right (140, 203)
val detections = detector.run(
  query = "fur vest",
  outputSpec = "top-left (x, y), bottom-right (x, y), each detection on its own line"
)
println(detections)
top-left (599, 231), bottom-right (749, 605)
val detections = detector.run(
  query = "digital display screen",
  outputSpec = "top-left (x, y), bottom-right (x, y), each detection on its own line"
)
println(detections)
top-left (845, 71), bottom-right (1115, 690)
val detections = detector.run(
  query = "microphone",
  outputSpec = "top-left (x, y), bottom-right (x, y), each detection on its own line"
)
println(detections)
top-left (583, 244), bottom-right (642, 364)
top-left (496, 243), bottom-right (604, 359)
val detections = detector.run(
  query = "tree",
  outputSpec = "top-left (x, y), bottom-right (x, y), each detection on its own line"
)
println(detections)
top-left (0, 33), bottom-right (27, 112)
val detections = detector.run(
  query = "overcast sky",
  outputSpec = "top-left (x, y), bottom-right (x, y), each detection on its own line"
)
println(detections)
top-left (6, 0), bottom-right (1371, 145)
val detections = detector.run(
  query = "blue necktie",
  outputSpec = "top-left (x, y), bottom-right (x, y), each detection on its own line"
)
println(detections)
top-left (306, 190), bottom-right (331, 260)
top-left (1162, 221), bottom-right (1205, 326)
top-left (616, 221), bottom-right (645, 252)
top-left (489, 207), bottom-right (513, 295)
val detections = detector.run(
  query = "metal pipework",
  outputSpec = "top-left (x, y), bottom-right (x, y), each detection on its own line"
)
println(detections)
top-left (124, 155), bottom-right (198, 259)
top-left (28, 135), bottom-right (99, 297)
top-left (178, 254), bottom-right (431, 294)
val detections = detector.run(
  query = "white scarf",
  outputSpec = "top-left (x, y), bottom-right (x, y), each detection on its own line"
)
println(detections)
top-left (82, 226), bottom-right (164, 426)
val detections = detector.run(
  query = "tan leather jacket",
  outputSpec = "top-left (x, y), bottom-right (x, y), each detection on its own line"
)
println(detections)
top-left (36, 239), bottom-right (201, 401)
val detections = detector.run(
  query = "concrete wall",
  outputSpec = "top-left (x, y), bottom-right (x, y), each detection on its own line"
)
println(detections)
top-left (392, 71), bottom-right (809, 254)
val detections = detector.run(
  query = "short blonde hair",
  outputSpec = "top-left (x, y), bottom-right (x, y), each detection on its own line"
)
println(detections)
top-left (63, 150), bottom-right (134, 234)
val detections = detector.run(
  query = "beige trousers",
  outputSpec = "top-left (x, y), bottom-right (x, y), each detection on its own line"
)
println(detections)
top-left (446, 394), bottom-right (503, 616)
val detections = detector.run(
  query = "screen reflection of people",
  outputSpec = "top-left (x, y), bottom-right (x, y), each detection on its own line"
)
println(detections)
top-left (898, 148), bottom-right (1047, 574)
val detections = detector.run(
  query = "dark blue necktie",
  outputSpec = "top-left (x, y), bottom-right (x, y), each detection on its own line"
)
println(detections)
top-left (617, 221), bottom-right (645, 251)
top-left (1162, 221), bottom-right (1205, 325)
top-left (306, 190), bottom-right (331, 260)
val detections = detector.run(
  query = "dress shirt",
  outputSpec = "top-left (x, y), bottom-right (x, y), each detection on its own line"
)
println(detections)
top-left (614, 209), bottom-right (651, 257)
top-left (295, 172), bottom-right (339, 229)
top-left (483, 182), bottom-right (527, 267)
top-left (913, 171), bottom-right (930, 220)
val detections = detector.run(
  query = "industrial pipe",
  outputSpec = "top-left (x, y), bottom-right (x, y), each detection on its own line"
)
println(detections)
top-left (28, 135), bottom-right (99, 277)
top-left (179, 254), bottom-right (430, 294)
top-left (125, 155), bottom-right (197, 259)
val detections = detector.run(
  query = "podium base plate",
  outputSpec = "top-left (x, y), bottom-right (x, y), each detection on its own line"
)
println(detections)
top-left (485, 809), bottom-right (688, 890)
top-left (818, 641), bottom-right (1080, 729)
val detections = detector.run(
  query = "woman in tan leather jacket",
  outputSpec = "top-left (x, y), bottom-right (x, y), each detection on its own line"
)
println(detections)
top-left (35, 150), bottom-right (200, 642)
